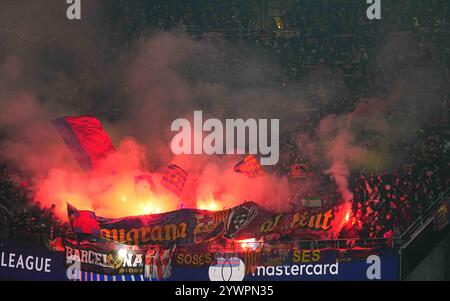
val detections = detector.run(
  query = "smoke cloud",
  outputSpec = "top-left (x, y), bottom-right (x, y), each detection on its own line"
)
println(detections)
top-left (0, 2), bottom-right (445, 219)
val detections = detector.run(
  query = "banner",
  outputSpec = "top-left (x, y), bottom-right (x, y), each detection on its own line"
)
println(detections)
top-left (171, 249), bottom-right (399, 281)
top-left (68, 201), bottom-right (351, 245)
top-left (0, 240), bottom-right (66, 281)
top-left (61, 238), bottom-right (399, 281)
top-left (63, 238), bottom-right (144, 276)
top-left (0, 238), bottom-right (398, 282)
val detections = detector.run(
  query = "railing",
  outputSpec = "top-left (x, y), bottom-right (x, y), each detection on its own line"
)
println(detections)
top-left (206, 189), bottom-right (449, 252)
top-left (198, 237), bottom-right (397, 253)
top-left (399, 188), bottom-right (449, 246)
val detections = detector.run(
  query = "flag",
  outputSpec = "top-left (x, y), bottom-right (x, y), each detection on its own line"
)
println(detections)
top-left (52, 116), bottom-right (116, 171)
top-left (67, 203), bottom-right (101, 235)
top-left (161, 164), bottom-right (188, 197)
top-left (364, 179), bottom-right (373, 196)
top-left (135, 173), bottom-right (158, 196)
top-left (144, 245), bottom-right (176, 281)
top-left (233, 155), bottom-right (264, 178)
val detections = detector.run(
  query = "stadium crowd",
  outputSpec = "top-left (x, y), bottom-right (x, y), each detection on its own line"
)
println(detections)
top-left (345, 126), bottom-right (448, 240)
top-left (276, 121), bottom-right (449, 242)
top-left (0, 167), bottom-right (69, 242)
top-left (0, 119), bottom-right (447, 244)
top-left (0, 0), bottom-right (449, 247)
top-left (107, 0), bottom-right (449, 83)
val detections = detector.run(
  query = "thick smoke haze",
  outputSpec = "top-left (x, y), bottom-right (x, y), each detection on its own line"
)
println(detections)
top-left (0, 2), bottom-right (446, 219)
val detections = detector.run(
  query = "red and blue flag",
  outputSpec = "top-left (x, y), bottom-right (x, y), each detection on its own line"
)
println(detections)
top-left (233, 155), bottom-right (264, 178)
top-left (52, 116), bottom-right (116, 171)
top-left (161, 164), bottom-right (188, 197)
top-left (67, 203), bottom-right (101, 236)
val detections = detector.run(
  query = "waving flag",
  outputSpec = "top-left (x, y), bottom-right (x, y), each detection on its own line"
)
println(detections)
top-left (135, 173), bottom-right (158, 196)
top-left (52, 116), bottom-right (116, 171)
top-left (161, 164), bottom-right (188, 197)
top-left (144, 245), bottom-right (176, 281)
top-left (233, 155), bottom-right (264, 178)
top-left (67, 203), bottom-right (101, 235)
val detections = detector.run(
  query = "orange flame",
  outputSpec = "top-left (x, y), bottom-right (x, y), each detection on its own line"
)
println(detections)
top-left (34, 138), bottom-right (293, 220)
top-left (345, 211), bottom-right (350, 223)
top-left (238, 238), bottom-right (258, 251)
top-left (197, 197), bottom-right (220, 211)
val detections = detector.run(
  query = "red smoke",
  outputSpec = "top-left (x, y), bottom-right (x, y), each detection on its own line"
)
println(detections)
top-left (32, 137), bottom-right (291, 219)
top-left (1, 10), bottom-right (424, 224)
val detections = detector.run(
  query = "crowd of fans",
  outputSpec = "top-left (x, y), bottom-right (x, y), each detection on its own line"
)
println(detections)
top-left (0, 167), bottom-right (70, 242)
top-left (107, 0), bottom-right (449, 84)
top-left (351, 127), bottom-right (448, 239)
top-left (1, 1), bottom-right (449, 247)
top-left (1, 121), bottom-right (447, 244)
top-left (269, 123), bottom-right (449, 243)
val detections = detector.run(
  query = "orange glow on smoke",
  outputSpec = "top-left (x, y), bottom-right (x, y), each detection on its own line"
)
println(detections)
top-left (345, 211), bottom-right (350, 223)
top-left (197, 197), bottom-right (220, 211)
top-left (33, 139), bottom-right (183, 219)
top-left (141, 202), bottom-right (162, 215)
top-left (32, 138), bottom-right (291, 220)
